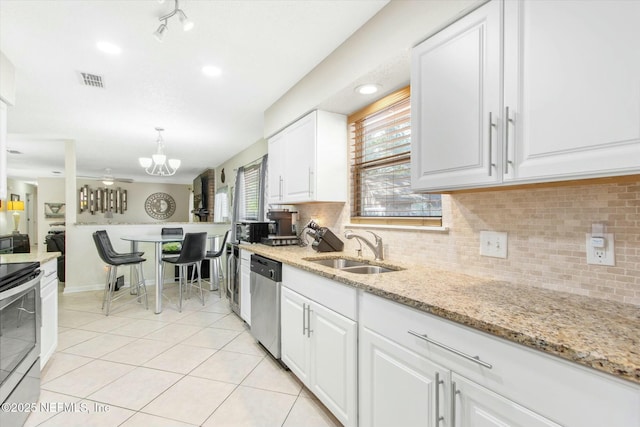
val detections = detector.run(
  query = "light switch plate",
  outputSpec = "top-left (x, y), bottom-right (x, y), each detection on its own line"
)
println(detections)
top-left (480, 231), bottom-right (508, 259)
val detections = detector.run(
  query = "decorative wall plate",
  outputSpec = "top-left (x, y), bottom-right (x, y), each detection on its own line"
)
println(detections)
top-left (144, 192), bottom-right (176, 220)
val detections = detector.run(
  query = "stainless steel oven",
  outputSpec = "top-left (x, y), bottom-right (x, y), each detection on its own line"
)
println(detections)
top-left (0, 262), bottom-right (43, 427)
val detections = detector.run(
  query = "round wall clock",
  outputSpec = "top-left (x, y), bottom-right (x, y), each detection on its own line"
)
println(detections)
top-left (144, 192), bottom-right (176, 220)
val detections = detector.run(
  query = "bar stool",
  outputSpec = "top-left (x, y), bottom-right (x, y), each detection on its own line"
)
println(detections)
top-left (205, 230), bottom-right (230, 294)
top-left (94, 230), bottom-right (144, 258)
top-left (93, 231), bottom-right (148, 316)
top-left (161, 232), bottom-right (207, 312)
top-left (161, 227), bottom-right (183, 254)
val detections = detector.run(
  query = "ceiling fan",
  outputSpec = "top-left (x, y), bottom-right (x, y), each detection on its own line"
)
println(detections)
top-left (78, 168), bottom-right (133, 186)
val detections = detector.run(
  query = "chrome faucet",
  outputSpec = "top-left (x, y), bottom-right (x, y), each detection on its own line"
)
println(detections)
top-left (344, 230), bottom-right (384, 261)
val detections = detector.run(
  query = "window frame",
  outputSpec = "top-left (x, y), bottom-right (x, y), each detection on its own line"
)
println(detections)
top-left (348, 86), bottom-right (442, 227)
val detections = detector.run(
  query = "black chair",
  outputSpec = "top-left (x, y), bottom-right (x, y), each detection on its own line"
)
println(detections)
top-left (161, 227), bottom-right (183, 254)
top-left (205, 230), bottom-right (230, 293)
top-left (94, 230), bottom-right (144, 258)
top-left (46, 233), bottom-right (66, 282)
top-left (93, 231), bottom-right (148, 316)
top-left (161, 232), bottom-right (207, 312)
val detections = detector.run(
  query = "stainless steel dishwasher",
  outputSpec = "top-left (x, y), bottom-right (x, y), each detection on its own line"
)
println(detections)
top-left (250, 254), bottom-right (282, 359)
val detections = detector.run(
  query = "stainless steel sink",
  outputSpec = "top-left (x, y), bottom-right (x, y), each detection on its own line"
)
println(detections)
top-left (305, 257), bottom-right (401, 274)
top-left (340, 265), bottom-right (396, 274)
top-left (307, 258), bottom-right (370, 269)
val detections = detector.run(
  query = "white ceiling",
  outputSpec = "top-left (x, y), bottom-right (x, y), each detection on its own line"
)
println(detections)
top-left (0, 0), bottom-right (389, 184)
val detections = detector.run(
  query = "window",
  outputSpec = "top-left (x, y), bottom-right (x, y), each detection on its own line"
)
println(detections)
top-left (349, 86), bottom-right (441, 226)
top-left (234, 155), bottom-right (268, 222)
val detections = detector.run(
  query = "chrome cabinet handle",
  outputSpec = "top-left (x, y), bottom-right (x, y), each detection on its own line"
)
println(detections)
top-left (302, 303), bottom-right (307, 336)
top-left (451, 381), bottom-right (459, 427)
top-left (505, 106), bottom-right (514, 174)
top-left (307, 305), bottom-right (312, 337)
top-left (488, 112), bottom-right (497, 176)
top-left (279, 176), bottom-right (283, 200)
top-left (408, 330), bottom-right (493, 369)
top-left (435, 372), bottom-right (444, 425)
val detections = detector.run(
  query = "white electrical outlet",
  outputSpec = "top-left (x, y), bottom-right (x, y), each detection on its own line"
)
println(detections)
top-left (480, 231), bottom-right (508, 259)
top-left (586, 233), bottom-right (615, 266)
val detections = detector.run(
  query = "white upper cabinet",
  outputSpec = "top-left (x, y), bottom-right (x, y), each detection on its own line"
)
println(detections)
top-left (412, 0), bottom-right (640, 192)
top-left (411, 0), bottom-right (503, 190)
top-left (268, 110), bottom-right (347, 204)
top-left (503, 0), bottom-right (640, 182)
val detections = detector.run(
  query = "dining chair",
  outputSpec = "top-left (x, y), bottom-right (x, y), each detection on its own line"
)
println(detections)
top-left (161, 227), bottom-right (183, 254)
top-left (93, 230), bottom-right (148, 316)
top-left (94, 229), bottom-right (144, 258)
top-left (160, 232), bottom-right (207, 312)
top-left (205, 229), bottom-right (230, 294)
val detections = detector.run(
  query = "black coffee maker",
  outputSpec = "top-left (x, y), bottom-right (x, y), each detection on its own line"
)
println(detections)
top-left (261, 209), bottom-right (300, 246)
top-left (306, 220), bottom-right (344, 252)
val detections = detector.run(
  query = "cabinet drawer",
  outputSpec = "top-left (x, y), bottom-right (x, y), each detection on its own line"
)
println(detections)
top-left (240, 249), bottom-right (252, 262)
top-left (282, 265), bottom-right (356, 320)
top-left (41, 259), bottom-right (58, 286)
top-left (360, 292), bottom-right (640, 427)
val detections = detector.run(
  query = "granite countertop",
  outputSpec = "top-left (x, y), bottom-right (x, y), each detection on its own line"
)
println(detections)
top-left (0, 251), bottom-right (61, 265)
top-left (240, 243), bottom-right (640, 385)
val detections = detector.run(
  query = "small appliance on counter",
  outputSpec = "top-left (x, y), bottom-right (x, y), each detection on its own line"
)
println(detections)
top-left (306, 220), bottom-right (344, 252)
top-left (261, 209), bottom-right (300, 246)
top-left (236, 221), bottom-right (271, 243)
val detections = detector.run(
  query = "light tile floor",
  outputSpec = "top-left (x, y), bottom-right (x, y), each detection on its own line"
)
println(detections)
top-left (25, 282), bottom-right (342, 427)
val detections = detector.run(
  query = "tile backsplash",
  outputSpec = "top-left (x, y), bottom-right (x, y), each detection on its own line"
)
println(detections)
top-left (294, 178), bottom-right (640, 306)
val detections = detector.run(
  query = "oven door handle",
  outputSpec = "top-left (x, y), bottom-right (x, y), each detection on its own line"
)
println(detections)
top-left (0, 271), bottom-right (44, 301)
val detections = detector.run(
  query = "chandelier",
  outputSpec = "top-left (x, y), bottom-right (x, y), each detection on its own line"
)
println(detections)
top-left (139, 128), bottom-right (181, 176)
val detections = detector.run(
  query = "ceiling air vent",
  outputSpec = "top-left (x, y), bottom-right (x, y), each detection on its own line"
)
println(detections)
top-left (79, 72), bottom-right (104, 88)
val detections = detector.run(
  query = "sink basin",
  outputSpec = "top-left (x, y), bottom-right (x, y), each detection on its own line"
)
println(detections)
top-left (340, 265), bottom-right (396, 274)
top-left (305, 257), bottom-right (401, 274)
top-left (307, 258), bottom-right (369, 269)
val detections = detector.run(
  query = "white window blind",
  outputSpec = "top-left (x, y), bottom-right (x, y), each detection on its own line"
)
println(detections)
top-left (350, 88), bottom-right (441, 218)
top-left (241, 162), bottom-right (261, 221)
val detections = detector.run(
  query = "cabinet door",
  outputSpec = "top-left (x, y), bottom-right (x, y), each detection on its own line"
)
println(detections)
top-left (40, 260), bottom-right (58, 368)
top-left (240, 267), bottom-right (251, 325)
top-left (504, 0), bottom-right (640, 182)
top-left (283, 112), bottom-right (316, 202)
top-left (280, 287), bottom-right (310, 383)
top-left (267, 132), bottom-right (286, 204)
top-left (411, 0), bottom-right (502, 191)
top-left (360, 327), bottom-right (448, 427)
top-left (309, 300), bottom-right (357, 427)
top-left (453, 373), bottom-right (561, 427)
top-left (239, 250), bottom-right (251, 324)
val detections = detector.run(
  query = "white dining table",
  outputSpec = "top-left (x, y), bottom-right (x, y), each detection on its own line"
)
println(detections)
top-left (121, 234), bottom-right (221, 313)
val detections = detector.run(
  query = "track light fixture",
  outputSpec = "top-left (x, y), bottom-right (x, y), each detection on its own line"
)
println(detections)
top-left (153, 0), bottom-right (194, 42)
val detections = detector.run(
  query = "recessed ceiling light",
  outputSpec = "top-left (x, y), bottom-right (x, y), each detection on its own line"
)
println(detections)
top-left (202, 66), bottom-right (222, 78)
top-left (355, 84), bottom-right (381, 95)
top-left (96, 41), bottom-right (122, 55)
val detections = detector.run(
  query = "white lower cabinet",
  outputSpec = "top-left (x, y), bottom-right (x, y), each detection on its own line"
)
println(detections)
top-left (453, 373), bottom-right (560, 427)
top-left (359, 292), bottom-right (640, 427)
top-left (281, 266), bottom-right (357, 427)
top-left (40, 258), bottom-right (58, 368)
top-left (360, 327), bottom-right (448, 427)
top-left (239, 249), bottom-right (251, 325)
